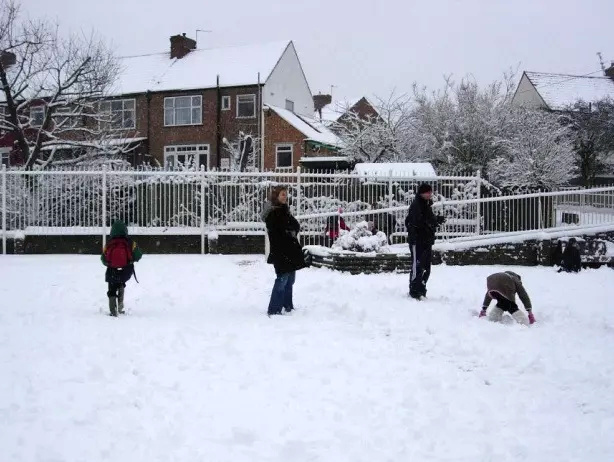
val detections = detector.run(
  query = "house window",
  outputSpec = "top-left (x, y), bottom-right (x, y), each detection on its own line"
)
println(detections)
top-left (237, 94), bottom-right (256, 118)
top-left (53, 106), bottom-right (81, 129)
top-left (275, 144), bottom-right (293, 169)
top-left (164, 144), bottom-right (209, 169)
top-left (222, 96), bottom-right (231, 111)
top-left (100, 99), bottom-right (136, 129)
top-left (164, 96), bottom-right (202, 126)
top-left (30, 106), bottom-right (45, 127)
top-left (0, 148), bottom-right (10, 167)
top-left (285, 99), bottom-right (294, 112)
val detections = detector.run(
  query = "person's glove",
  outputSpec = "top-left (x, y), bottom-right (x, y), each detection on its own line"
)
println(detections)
top-left (528, 312), bottom-right (536, 324)
top-left (479, 309), bottom-right (487, 318)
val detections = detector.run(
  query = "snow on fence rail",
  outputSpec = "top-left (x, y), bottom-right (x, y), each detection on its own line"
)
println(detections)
top-left (1, 166), bottom-right (613, 253)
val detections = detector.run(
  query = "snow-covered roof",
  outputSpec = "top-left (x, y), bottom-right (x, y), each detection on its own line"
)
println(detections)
top-left (299, 156), bottom-right (351, 162)
top-left (316, 97), bottom-right (378, 123)
top-left (112, 41), bottom-right (291, 95)
top-left (267, 105), bottom-right (343, 147)
top-left (354, 162), bottom-right (437, 179)
top-left (524, 72), bottom-right (614, 110)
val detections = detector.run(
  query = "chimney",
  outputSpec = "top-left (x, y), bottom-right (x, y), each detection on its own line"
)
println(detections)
top-left (170, 33), bottom-right (196, 59)
top-left (313, 93), bottom-right (332, 118)
top-left (0, 51), bottom-right (16, 69)
top-left (606, 61), bottom-right (614, 80)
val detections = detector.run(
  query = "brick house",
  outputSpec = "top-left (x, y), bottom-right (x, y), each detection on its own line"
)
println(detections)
top-left (1, 34), bottom-right (340, 171)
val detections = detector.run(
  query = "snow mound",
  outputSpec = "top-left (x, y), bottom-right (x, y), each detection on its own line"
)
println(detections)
top-left (333, 221), bottom-right (388, 252)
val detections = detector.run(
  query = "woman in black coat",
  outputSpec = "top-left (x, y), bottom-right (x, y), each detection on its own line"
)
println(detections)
top-left (263, 186), bottom-right (306, 316)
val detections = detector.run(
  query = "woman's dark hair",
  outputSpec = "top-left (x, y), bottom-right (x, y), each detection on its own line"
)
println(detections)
top-left (270, 186), bottom-right (288, 204)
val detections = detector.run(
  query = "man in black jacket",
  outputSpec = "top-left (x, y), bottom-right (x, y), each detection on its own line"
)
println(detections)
top-left (405, 183), bottom-right (445, 299)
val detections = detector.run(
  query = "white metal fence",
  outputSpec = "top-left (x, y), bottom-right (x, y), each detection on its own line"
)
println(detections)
top-left (1, 165), bottom-right (613, 254)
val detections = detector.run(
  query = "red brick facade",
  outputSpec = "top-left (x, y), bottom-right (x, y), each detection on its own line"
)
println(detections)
top-left (262, 108), bottom-right (305, 170)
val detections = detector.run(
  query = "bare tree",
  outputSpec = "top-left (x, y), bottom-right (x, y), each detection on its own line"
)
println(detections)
top-left (408, 73), bottom-right (518, 173)
top-left (334, 92), bottom-right (416, 163)
top-left (562, 99), bottom-right (614, 187)
top-left (223, 132), bottom-right (258, 171)
top-left (0, 0), bottom-right (122, 169)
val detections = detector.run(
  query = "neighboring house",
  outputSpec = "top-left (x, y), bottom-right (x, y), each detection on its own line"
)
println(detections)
top-left (0, 34), bottom-right (316, 170)
top-left (512, 64), bottom-right (614, 110)
top-left (264, 105), bottom-right (343, 171)
top-left (314, 95), bottom-right (380, 126)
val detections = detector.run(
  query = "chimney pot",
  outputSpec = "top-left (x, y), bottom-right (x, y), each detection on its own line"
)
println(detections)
top-left (170, 33), bottom-right (197, 59)
top-left (0, 51), bottom-right (16, 68)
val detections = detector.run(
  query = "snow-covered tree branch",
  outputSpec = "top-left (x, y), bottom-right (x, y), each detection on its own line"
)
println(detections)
top-left (222, 132), bottom-right (258, 171)
top-left (0, 0), bottom-right (122, 169)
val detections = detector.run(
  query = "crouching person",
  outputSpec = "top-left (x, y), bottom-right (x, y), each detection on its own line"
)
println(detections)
top-left (101, 221), bottom-right (143, 317)
top-left (479, 271), bottom-right (535, 325)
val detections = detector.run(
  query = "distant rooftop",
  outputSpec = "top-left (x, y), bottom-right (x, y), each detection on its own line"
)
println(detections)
top-left (523, 71), bottom-right (614, 110)
top-left (112, 41), bottom-right (292, 95)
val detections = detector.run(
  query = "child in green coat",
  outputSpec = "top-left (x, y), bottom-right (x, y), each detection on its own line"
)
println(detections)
top-left (101, 221), bottom-right (143, 316)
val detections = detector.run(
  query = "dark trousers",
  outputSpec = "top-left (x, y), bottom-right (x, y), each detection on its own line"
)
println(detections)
top-left (410, 243), bottom-right (432, 298)
top-left (491, 291), bottom-right (519, 314)
top-left (268, 271), bottom-right (296, 315)
top-left (107, 282), bottom-right (125, 298)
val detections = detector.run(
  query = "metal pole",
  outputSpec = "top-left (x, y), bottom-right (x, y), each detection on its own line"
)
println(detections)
top-left (200, 165), bottom-right (206, 255)
top-left (388, 169), bottom-right (393, 209)
top-left (296, 166), bottom-right (302, 216)
top-left (475, 170), bottom-right (481, 235)
top-left (102, 165), bottom-right (107, 249)
top-left (2, 165), bottom-right (6, 255)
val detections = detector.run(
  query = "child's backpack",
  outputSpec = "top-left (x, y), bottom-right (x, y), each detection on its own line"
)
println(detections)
top-left (104, 238), bottom-right (133, 269)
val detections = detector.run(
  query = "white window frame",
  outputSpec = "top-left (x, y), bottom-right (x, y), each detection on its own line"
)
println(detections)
top-left (164, 96), bottom-right (202, 127)
top-left (285, 99), bottom-right (295, 112)
top-left (236, 94), bottom-right (256, 119)
top-left (30, 105), bottom-right (45, 128)
top-left (54, 106), bottom-right (81, 129)
top-left (275, 143), bottom-right (293, 170)
top-left (221, 95), bottom-right (231, 111)
top-left (0, 147), bottom-right (10, 167)
top-left (164, 144), bottom-right (210, 169)
top-left (99, 98), bottom-right (136, 130)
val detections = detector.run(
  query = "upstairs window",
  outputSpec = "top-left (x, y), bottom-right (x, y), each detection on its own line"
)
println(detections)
top-left (237, 94), bottom-right (256, 118)
top-left (100, 99), bottom-right (136, 130)
top-left (285, 99), bottom-right (294, 112)
top-left (30, 106), bottom-right (45, 127)
top-left (222, 95), bottom-right (231, 111)
top-left (54, 106), bottom-right (81, 129)
top-left (164, 96), bottom-right (202, 126)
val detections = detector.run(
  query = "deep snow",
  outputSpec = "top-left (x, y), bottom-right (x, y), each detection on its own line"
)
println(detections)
top-left (1, 255), bottom-right (613, 462)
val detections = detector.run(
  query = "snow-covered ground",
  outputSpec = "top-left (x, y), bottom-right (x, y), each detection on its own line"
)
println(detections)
top-left (1, 255), bottom-right (613, 462)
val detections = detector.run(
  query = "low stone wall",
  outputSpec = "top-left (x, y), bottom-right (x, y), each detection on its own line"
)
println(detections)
top-left (308, 230), bottom-right (614, 273)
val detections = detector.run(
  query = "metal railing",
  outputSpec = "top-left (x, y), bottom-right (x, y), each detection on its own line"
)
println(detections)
top-left (1, 165), bottom-right (613, 253)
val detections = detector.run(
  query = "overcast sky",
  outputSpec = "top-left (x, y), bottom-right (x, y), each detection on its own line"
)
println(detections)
top-left (22, 0), bottom-right (614, 101)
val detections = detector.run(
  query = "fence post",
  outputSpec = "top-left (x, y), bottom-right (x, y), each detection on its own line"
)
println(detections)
top-left (200, 165), bottom-right (206, 255)
top-left (475, 170), bottom-right (481, 235)
top-left (388, 169), bottom-right (393, 209)
top-left (296, 166), bottom-right (302, 216)
top-left (2, 165), bottom-right (6, 255)
top-left (538, 191), bottom-right (543, 230)
top-left (102, 165), bottom-right (107, 250)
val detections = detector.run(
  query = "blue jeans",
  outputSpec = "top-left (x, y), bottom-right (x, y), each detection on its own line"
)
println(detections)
top-left (268, 271), bottom-right (296, 315)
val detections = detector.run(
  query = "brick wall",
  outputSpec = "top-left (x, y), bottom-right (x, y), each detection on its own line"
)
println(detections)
top-left (262, 107), bottom-right (306, 171)
top-left (143, 85), bottom-right (262, 168)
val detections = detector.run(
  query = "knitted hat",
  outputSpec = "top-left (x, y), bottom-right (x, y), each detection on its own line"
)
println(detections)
top-left (417, 183), bottom-right (433, 195)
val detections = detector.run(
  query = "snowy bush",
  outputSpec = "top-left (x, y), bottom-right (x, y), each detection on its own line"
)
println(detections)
top-left (333, 221), bottom-right (388, 253)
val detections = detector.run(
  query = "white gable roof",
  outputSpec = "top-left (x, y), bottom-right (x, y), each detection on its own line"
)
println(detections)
top-left (267, 105), bottom-right (342, 147)
top-left (523, 72), bottom-right (614, 110)
top-left (354, 162), bottom-right (437, 179)
top-left (112, 41), bottom-right (291, 95)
